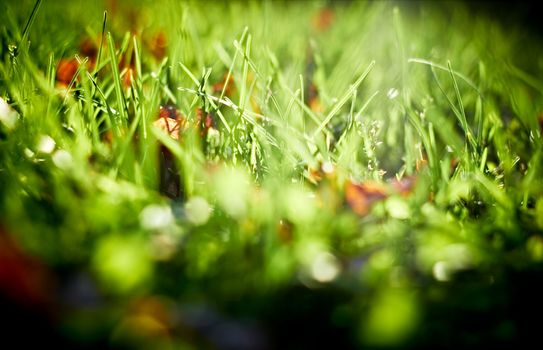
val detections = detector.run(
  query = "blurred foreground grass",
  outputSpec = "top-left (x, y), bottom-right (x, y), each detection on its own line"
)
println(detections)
top-left (1, 0), bottom-right (543, 349)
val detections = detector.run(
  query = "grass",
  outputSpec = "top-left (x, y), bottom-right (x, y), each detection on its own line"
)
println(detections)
top-left (1, 0), bottom-right (543, 349)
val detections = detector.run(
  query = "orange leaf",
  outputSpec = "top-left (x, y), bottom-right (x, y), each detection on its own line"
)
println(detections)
top-left (345, 180), bottom-right (388, 216)
top-left (79, 37), bottom-right (98, 68)
top-left (196, 108), bottom-right (215, 136)
top-left (154, 105), bottom-right (185, 140)
top-left (212, 73), bottom-right (235, 96)
top-left (416, 158), bottom-right (428, 172)
top-left (56, 58), bottom-right (79, 86)
top-left (148, 31), bottom-right (168, 60)
top-left (313, 8), bottom-right (335, 32)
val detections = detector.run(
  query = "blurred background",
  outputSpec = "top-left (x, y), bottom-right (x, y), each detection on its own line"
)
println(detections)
top-left (1, 0), bottom-right (543, 349)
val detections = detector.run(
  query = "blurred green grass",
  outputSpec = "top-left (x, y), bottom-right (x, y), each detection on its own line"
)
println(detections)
top-left (1, 0), bottom-right (543, 349)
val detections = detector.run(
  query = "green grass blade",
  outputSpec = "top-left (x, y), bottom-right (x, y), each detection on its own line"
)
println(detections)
top-left (408, 58), bottom-right (482, 95)
top-left (107, 32), bottom-right (128, 128)
top-left (313, 60), bottom-right (375, 137)
top-left (18, 0), bottom-right (42, 55)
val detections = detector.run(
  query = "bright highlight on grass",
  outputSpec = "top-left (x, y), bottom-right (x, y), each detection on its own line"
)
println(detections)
top-left (1, 0), bottom-right (542, 348)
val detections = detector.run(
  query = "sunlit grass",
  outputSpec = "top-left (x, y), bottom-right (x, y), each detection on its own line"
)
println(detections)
top-left (1, 0), bottom-right (543, 348)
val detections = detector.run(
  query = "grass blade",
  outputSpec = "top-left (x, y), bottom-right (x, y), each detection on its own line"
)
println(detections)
top-left (313, 60), bottom-right (375, 137)
top-left (107, 32), bottom-right (128, 129)
top-left (18, 0), bottom-right (42, 54)
top-left (409, 58), bottom-right (482, 95)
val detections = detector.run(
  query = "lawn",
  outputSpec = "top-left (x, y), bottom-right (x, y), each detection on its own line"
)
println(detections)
top-left (1, 0), bottom-right (543, 349)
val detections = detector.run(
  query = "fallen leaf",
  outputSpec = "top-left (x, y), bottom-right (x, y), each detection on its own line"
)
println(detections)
top-left (212, 73), bottom-right (235, 96)
top-left (56, 58), bottom-right (79, 86)
top-left (196, 108), bottom-right (215, 136)
top-left (79, 37), bottom-right (98, 67)
top-left (147, 31), bottom-right (168, 60)
top-left (313, 7), bottom-right (335, 32)
top-left (345, 180), bottom-right (388, 216)
top-left (154, 105), bottom-right (184, 140)
top-left (416, 158), bottom-right (428, 172)
top-left (123, 67), bottom-right (135, 89)
top-left (0, 228), bottom-right (55, 309)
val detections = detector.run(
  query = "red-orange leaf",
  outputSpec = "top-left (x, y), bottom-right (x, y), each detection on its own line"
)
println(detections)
top-left (148, 31), bottom-right (168, 60)
top-left (196, 108), bottom-right (215, 136)
top-left (212, 73), bottom-right (235, 96)
top-left (313, 8), bottom-right (335, 32)
top-left (56, 58), bottom-right (79, 87)
top-left (154, 105), bottom-right (185, 140)
top-left (345, 180), bottom-right (388, 216)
